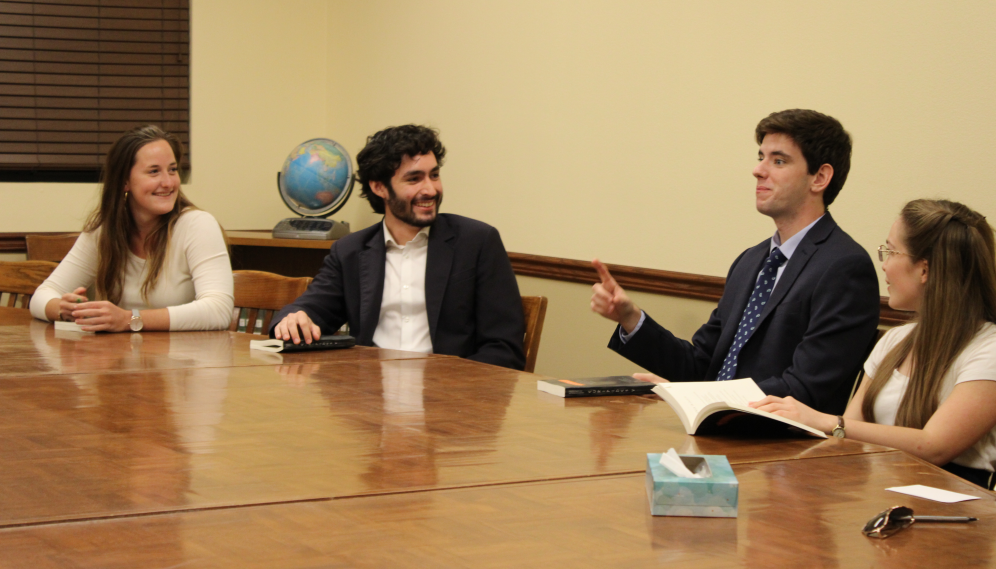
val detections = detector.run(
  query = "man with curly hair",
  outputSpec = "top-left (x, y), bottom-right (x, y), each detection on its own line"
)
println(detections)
top-left (271, 125), bottom-right (525, 370)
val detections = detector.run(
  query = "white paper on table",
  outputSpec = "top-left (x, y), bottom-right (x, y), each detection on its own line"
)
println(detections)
top-left (659, 448), bottom-right (703, 478)
top-left (886, 484), bottom-right (981, 503)
top-left (54, 321), bottom-right (92, 334)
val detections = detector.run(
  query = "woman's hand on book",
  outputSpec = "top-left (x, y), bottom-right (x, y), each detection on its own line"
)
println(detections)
top-left (750, 395), bottom-right (837, 434)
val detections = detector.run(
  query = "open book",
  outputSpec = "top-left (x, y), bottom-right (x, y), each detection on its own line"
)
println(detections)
top-left (652, 378), bottom-right (827, 438)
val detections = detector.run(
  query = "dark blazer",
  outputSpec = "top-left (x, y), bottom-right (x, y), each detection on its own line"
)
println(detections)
top-left (271, 214), bottom-right (526, 370)
top-left (609, 213), bottom-right (880, 414)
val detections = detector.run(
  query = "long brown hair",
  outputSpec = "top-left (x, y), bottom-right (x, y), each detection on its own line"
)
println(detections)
top-left (83, 125), bottom-right (196, 303)
top-left (862, 199), bottom-right (996, 428)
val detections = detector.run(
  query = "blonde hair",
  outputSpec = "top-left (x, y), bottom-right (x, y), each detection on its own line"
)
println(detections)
top-left (862, 199), bottom-right (996, 428)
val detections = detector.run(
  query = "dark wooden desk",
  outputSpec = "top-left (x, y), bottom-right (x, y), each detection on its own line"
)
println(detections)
top-left (0, 314), bottom-right (992, 567)
top-left (227, 230), bottom-right (332, 277)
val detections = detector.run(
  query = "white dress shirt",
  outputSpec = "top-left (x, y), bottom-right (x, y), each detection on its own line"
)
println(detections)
top-left (372, 222), bottom-right (434, 353)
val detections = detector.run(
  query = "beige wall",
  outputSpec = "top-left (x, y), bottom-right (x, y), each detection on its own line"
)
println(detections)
top-left (516, 276), bottom-right (717, 378)
top-left (324, 0), bottom-right (996, 378)
top-left (3, 1), bottom-right (995, 378)
top-left (325, 0), bottom-right (996, 282)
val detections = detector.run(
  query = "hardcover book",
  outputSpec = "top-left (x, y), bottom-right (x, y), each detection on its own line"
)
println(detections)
top-left (537, 376), bottom-right (656, 398)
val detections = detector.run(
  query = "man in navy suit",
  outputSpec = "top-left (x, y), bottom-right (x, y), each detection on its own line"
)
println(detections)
top-left (271, 125), bottom-right (525, 370)
top-left (591, 109), bottom-right (879, 414)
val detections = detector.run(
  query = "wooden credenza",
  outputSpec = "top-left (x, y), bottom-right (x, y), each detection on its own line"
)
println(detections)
top-left (227, 230), bottom-right (332, 277)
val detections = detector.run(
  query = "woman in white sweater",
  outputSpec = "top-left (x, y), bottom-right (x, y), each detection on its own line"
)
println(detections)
top-left (30, 125), bottom-right (233, 332)
top-left (752, 199), bottom-right (996, 490)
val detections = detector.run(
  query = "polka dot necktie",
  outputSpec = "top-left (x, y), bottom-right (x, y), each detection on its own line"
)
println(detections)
top-left (717, 247), bottom-right (787, 381)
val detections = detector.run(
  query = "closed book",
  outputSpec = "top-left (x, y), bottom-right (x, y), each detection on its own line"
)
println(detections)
top-left (537, 376), bottom-right (656, 398)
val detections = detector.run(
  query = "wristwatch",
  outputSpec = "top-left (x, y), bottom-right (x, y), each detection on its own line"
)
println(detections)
top-left (831, 416), bottom-right (846, 439)
top-left (129, 309), bottom-right (144, 332)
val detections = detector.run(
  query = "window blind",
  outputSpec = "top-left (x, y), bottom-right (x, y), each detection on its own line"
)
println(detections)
top-left (0, 0), bottom-right (189, 180)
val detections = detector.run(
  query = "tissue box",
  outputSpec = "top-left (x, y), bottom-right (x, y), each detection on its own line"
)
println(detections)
top-left (645, 454), bottom-right (738, 517)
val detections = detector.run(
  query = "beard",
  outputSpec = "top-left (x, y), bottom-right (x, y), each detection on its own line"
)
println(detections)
top-left (385, 185), bottom-right (442, 228)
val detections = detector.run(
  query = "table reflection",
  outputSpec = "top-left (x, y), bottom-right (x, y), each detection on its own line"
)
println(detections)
top-left (0, 330), bottom-right (231, 524)
top-left (275, 358), bottom-right (517, 492)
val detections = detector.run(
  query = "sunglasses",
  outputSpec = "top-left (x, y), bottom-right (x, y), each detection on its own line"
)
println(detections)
top-left (862, 506), bottom-right (978, 539)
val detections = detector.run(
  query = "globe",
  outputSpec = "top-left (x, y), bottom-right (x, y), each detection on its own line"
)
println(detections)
top-left (278, 138), bottom-right (354, 217)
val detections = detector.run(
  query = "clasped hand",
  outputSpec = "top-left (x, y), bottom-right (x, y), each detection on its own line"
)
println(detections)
top-left (590, 259), bottom-right (642, 333)
top-left (59, 287), bottom-right (132, 332)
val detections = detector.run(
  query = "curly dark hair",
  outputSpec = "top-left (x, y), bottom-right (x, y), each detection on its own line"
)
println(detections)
top-left (356, 125), bottom-right (447, 214)
top-left (755, 109), bottom-right (852, 207)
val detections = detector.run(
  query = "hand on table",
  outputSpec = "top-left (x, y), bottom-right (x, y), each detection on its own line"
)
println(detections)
top-left (273, 311), bottom-right (321, 344)
top-left (69, 297), bottom-right (132, 332)
top-left (590, 259), bottom-right (642, 333)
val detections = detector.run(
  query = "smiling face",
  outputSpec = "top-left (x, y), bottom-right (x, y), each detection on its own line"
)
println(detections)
top-left (373, 152), bottom-right (443, 231)
top-left (125, 139), bottom-right (180, 226)
top-left (753, 133), bottom-right (824, 224)
top-left (883, 218), bottom-right (929, 312)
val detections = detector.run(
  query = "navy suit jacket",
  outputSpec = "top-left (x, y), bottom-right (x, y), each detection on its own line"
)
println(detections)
top-left (271, 214), bottom-right (526, 370)
top-left (609, 213), bottom-right (880, 414)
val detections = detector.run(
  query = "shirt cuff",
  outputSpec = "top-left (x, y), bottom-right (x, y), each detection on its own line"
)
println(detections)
top-left (618, 311), bottom-right (646, 344)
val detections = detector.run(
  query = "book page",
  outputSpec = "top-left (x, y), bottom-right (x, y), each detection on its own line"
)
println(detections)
top-left (723, 402), bottom-right (827, 438)
top-left (655, 378), bottom-right (766, 419)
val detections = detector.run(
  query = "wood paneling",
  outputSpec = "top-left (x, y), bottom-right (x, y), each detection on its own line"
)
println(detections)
top-left (0, 233), bottom-right (915, 324)
top-left (509, 251), bottom-right (913, 326)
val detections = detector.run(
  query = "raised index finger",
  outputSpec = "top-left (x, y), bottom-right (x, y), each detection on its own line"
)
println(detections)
top-left (591, 259), bottom-right (616, 287)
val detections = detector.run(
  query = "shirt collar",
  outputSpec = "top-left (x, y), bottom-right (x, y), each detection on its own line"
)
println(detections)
top-left (771, 214), bottom-right (823, 260)
top-left (383, 220), bottom-right (431, 249)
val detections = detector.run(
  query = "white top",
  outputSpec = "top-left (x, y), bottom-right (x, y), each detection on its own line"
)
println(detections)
top-left (29, 209), bottom-right (234, 331)
top-left (864, 322), bottom-right (996, 471)
top-left (372, 222), bottom-right (432, 353)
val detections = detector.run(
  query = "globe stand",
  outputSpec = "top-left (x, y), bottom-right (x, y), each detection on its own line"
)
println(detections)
top-left (272, 216), bottom-right (350, 240)
top-left (271, 138), bottom-right (355, 240)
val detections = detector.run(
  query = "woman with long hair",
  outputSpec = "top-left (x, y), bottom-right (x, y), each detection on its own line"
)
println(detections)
top-left (751, 199), bottom-right (996, 489)
top-left (30, 125), bottom-right (233, 332)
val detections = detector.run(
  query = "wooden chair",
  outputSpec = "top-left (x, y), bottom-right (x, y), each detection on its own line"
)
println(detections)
top-left (25, 233), bottom-right (80, 263)
top-left (0, 260), bottom-right (58, 309)
top-left (521, 295), bottom-right (548, 374)
top-left (231, 270), bottom-right (312, 335)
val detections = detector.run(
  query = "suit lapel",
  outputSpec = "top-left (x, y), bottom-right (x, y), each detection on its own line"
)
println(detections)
top-left (424, 215), bottom-right (455, 342)
top-left (359, 223), bottom-right (386, 344)
top-left (756, 213), bottom-right (836, 324)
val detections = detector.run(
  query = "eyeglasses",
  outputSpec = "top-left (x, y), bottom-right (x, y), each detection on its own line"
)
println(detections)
top-left (863, 506), bottom-right (914, 538)
top-left (877, 245), bottom-right (913, 263)
top-left (862, 505), bottom-right (978, 539)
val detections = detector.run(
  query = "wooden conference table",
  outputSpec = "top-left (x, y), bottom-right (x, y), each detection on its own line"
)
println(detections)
top-left (0, 307), bottom-right (993, 568)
